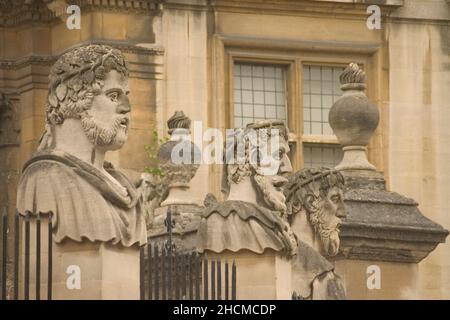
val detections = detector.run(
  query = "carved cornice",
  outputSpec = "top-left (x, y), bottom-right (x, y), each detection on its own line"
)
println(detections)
top-left (0, 0), bottom-right (164, 27)
top-left (0, 55), bottom-right (56, 70)
top-left (178, 0), bottom-right (403, 17)
top-left (0, 41), bottom-right (164, 70)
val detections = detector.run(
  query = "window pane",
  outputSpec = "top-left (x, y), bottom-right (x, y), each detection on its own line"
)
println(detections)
top-left (253, 66), bottom-right (263, 77)
top-left (253, 78), bottom-right (264, 90)
top-left (254, 91), bottom-right (264, 104)
top-left (233, 62), bottom-right (288, 127)
top-left (242, 77), bottom-right (252, 90)
top-left (303, 143), bottom-right (343, 168)
top-left (302, 65), bottom-right (345, 135)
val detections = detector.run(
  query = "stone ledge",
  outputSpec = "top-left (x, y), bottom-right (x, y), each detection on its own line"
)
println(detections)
top-left (0, 41), bottom-right (164, 71)
top-left (338, 171), bottom-right (449, 263)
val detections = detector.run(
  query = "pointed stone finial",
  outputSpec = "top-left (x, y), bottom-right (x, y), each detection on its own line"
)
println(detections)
top-left (167, 111), bottom-right (191, 135)
top-left (329, 63), bottom-right (379, 171)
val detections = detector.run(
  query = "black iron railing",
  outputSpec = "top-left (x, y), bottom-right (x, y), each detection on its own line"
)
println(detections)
top-left (139, 243), bottom-right (237, 300)
top-left (0, 208), bottom-right (53, 300)
top-left (140, 206), bottom-right (237, 300)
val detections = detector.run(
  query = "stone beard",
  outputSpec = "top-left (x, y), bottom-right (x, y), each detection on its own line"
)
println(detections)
top-left (81, 112), bottom-right (127, 147)
top-left (284, 168), bottom-right (347, 300)
top-left (16, 44), bottom-right (147, 247)
top-left (308, 185), bottom-right (344, 256)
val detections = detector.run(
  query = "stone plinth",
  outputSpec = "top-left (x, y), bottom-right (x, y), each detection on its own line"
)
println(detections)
top-left (51, 241), bottom-right (140, 300)
top-left (207, 250), bottom-right (292, 300)
top-left (335, 170), bottom-right (448, 299)
top-left (25, 217), bottom-right (140, 300)
top-left (334, 259), bottom-right (418, 300)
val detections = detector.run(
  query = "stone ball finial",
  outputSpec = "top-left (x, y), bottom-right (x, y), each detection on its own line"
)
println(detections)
top-left (167, 110), bottom-right (191, 135)
top-left (329, 63), bottom-right (379, 171)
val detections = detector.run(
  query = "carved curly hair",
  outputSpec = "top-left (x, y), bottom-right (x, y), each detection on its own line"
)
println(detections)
top-left (284, 167), bottom-right (345, 219)
top-left (46, 44), bottom-right (129, 125)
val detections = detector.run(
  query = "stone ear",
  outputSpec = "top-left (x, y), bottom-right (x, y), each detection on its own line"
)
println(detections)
top-left (304, 194), bottom-right (318, 213)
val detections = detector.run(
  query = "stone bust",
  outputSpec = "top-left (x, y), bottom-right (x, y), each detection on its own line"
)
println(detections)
top-left (16, 44), bottom-right (147, 247)
top-left (284, 167), bottom-right (347, 299)
top-left (197, 120), bottom-right (297, 256)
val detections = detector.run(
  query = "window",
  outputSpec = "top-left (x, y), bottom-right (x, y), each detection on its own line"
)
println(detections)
top-left (303, 144), bottom-right (343, 168)
top-left (233, 62), bottom-right (287, 128)
top-left (302, 65), bottom-right (344, 168)
top-left (230, 60), bottom-right (348, 170)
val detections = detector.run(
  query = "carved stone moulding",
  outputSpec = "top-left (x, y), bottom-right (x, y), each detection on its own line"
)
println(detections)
top-left (0, 41), bottom-right (164, 72)
top-left (338, 173), bottom-right (449, 264)
top-left (0, 0), bottom-right (164, 27)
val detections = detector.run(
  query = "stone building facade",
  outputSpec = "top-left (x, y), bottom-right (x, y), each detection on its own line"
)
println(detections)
top-left (0, 0), bottom-right (449, 299)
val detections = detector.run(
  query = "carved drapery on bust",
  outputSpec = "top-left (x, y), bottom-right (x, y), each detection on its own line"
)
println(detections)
top-left (197, 120), bottom-right (297, 256)
top-left (284, 168), bottom-right (347, 299)
top-left (17, 44), bottom-right (147, 247)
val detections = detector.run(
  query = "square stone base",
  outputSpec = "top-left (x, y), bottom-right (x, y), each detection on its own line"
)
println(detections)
top-left (207, 250), bottom-right (291, 300)
top-left (51, 241), bottom-right (140, 300)
top-left (24, 218), bottom-right (140, 300)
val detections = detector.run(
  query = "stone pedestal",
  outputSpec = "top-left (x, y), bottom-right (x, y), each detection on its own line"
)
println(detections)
top-left (51, 241), bottom-right (140, 300)
top-left (334, 259), bottom-right (418, 300)
top-left (207, 250), bottom-right (291, 300)
top-left (26, 217), bottom-right (140, 300)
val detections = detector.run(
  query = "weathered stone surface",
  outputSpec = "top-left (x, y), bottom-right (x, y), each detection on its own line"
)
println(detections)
top-left (16, 44), bottom-right (147, 247)
top-left (284, 167), bottom-right (347, 300)
top-left (339, 171), bottom-right (449, 263)
top-left (0, 93), bottom-right (21, 146)
top-left (329, 63), bottom-right (379, 171)
top-left (197, 120), bottom-right (297, 256)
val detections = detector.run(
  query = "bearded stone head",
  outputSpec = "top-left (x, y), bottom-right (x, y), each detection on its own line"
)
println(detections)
top-left (44, 44), bottom-right (130, 151)
top-left (284, 168), bottom-right (346, 256)
top-left (225, 120), bottom-right (293, 215)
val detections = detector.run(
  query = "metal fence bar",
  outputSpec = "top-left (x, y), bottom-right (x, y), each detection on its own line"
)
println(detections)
top-left (167, 247), bottom-right (172, 300)
top-left (1, 208), bottom-right (7, 300)
top-left (47, 212), bottom-right (53, 300)
top-left (189, 252), bottom-right (194, 299)
top-left (14, 211), bottom-right (19, 300)
top-left (231, 260), bottom-right (236, 300)
top-left (211, 260), bottom-right (216, 300)
top-left (139, 245), bottom-right (145, 300)
top-left (182, 254), bottom-right (186, 299)
top-left (174, 252), bottom-right (179, 300)
top-left (35, 214), bottom-right (41, 300)
top-left (148, 243), bottom-right (152, 300)
top-left (195, 253), bottom-right (201, 300)
top-left (225, 260), bottom-right (229, 300)
top-left (154, 244), bottom-right (159, 300)
top-left (203, 254), bottom-right (208, 300)
top-left (161, 246), bottom-right (166, 300)
top-left (217, 257), bottom-right (221, 300)
top-left (24, 213), bottom-right (30, 300)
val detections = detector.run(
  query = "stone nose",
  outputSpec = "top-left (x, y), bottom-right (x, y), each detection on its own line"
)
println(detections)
top-left (336, 205), bottom-right (347, 219)
top-left (117, 94), bottom-right (131, 114)
top-left (278, 153), bottom-right (293, 175)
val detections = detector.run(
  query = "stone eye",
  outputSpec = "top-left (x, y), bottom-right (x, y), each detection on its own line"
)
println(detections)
top-left (108, 91), bottom-right (119, 102)
top-left (331, 195), bottom-right (341, 203)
